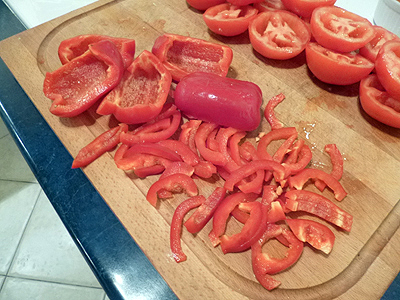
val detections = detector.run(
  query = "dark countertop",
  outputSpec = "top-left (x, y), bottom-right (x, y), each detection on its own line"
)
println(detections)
top-left (0, 1), bottom-right (398, 299)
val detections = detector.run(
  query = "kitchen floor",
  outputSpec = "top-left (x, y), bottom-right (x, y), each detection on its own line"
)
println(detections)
top-left (0, 117), bottom-right (108, 299)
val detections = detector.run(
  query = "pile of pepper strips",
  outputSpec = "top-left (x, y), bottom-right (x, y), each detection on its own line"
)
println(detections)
top-left (43, 33), bottom-right (352, 291)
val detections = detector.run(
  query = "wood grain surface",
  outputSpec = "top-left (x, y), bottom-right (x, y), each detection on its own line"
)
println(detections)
top-left (1, 0), bottom-right (400, 299)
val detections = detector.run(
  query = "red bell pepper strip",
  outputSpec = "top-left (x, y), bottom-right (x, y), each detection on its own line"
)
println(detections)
top-left (220, 201), bottom-right (267, 254)
top-left (96, 50), bottom-right (172, 124)
top-left (184, 187), bottom-right (226, 233)
top-left (71, 123), bottom-right (128, 169)
top-left (124, 142), bottom-right (183, 162)
top-left (193, 161), bottom-right (217, 179)
top-left (120, 105), bottom-right (182, 145)
top-left (134, 165), bottom-right (166, 178)
top-left (208, 192), bottom-right (258, 246)
top-left (157, 140), bottom-right (200, 167)
top-left (252, 225), bottom-right (303, 275)
top-left (44, 40), bottom-right (124, 118)
top-left (179, 119), bottom-right (202, 155)
top-left (284, 190), bottom-right (353, 231)
top-left (224, 159), bottom-right (286, 192)
top-left (257, 127), bottom-right (298, 161)
top-left (159, 161), bottom-right (195, 179)
top-left (174, 72), bottom-right (263, 131)
top-left (229, 131), bottom-right (247, 166)
top-left (58, 34), bottom-right (136, 68)
top-left (170, 195), bottom-right (206, 263)
top-left (194, 122), bottom-right (227, 166)
top-left (314, 144), bottom-right (344, 192)
top-left (152, 34), bottom-right (233, 82)
top-left (286, 218), bottom-right (336, 254)
top-left (146, 174), bottom-right (198, 207)
top-left (288, 168), bottom-right (347, 201)
top-left (282, 143), bottom-right (312, 177)
top-left (251, 224), bottom-right (282, 291)
top-left (230, 193), bottom-right (259, 224)
top-left (264, 93), bottom-right (285, 130)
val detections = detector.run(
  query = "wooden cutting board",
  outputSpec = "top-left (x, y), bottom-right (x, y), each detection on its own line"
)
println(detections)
top-left (1, 0), bottom-right (400, 299)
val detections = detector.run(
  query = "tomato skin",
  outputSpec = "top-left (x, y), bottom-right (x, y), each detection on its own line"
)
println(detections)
top-left (375, 40), bottom-right (400, 102)
top-left (174, 72), bottom-right (262, 131)
top-left (253, 0), bottom-right (287, 12)
top-left (203, 3), bottom-right (259, 37)
top-left (359, 74), bottom-right (400, 128)
top-left (249, 10), bottom-right (311, 60)
top-left (281, 0), bottom-right (336, 18)
top-left (310, 6), bottom-right (374, 52)
top-left (186, 0), bottom-right (226, 11)
top-left (96, 50), bottom-right (172, 124)
top-left (359, 26), bottom-right (400, 63)
top-left (227, 0), bottom-right (263, 5)
top-left (305, 42), bottom-right (374, 85)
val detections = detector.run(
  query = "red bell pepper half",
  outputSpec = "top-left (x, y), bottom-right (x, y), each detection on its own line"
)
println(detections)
top-left (174, 72), bottom-right (263, 131)
top-left (284, 190), bottom-right (353, 232)
top-left (170, 195), bottom-right (205, 263)
top-left (72, 123), bottom-right (128, 169)
top-left (96, 50), bottom-right (172, 124)
top-left (58, 34), bottom-right (136, 68)
top-left (184, 187), bottom-right (226, 234)
top-left (286, 218), bottom-right (336, 254)
top-left (44, 40), bottom-right (124, 118)
top-left (146, 173), bottom-right (198, 207)
top-left (152, 34), bottom-right (233, 81)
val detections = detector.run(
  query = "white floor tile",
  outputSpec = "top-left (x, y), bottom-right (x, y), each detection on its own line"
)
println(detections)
top-left (0, 118), bottom-right (9, 139)
top-left (0, 134), bottom-right (37, 183)
top-left (0, 181), bottom-right (40, 275)
top-left (0, 277), bottom-right (105, 300)
top-left (8, 191), bottom-right (102, 288)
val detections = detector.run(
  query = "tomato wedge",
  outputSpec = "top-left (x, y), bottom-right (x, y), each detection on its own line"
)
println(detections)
top-left (359, 26), bottom-right (400, 63)
top-left (310, 6), bottom-right (374, 52)
top-left (305, 42), bottom-right (374, 85)
top-left (186, 0), bottom-right (226, 11)
top-left (96, 50), bottom-right (172, 124)
top-left (203, 3), bottom-right (259, 37)
top-left (375, 40), bottom-right (400, 101)
top-left (359, 74), bottom-right (400, 128)
top-left (281, 0), bottom-right (336, 18)
top-left (249, 10), bottom-right (311, 60)
top-left (286, 218), bottom-right (335, 254)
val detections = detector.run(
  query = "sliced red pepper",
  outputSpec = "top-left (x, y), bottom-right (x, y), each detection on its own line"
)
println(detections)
top-left (120, 104), bottom-right (182, 145)
top-left (58, 34), bottom-right (136, 68)
top-left (159, 161), bottom-right (195, 179)
top-left (315, 144), bottom-right (344, 192)
top-left (228, 131), bottom-right (247, 166)
top-left (208, 192), bottom-right (258, 246)
top-left (264, 93), bottom-right (285, 130)
top-left (179, 119), bottom-right (202, 155)
top-left (286, 218), bottom-right (336, 254)
top-left (96, 50), bottom-right (172, 124)
top-left (224, 159), bottom-right (286, 192)
top-left (146, 173), bottom-right (198, 207)
top-left (193, 161), bottom-right (217, 179)
top-left (284, 190), bottom-right (353, 231)
top-left (288, 168), bottom-right (347, 201)
top-left (124, 142), bottom-right (182, 162)
top-left (170, 195), bottom-right (206, 263)
top-left (184, 187), bottom-right (226, 234)
top-left (220, 201), bottom-right (267, 253)
top-left (194, 122), bottom-right (226, 166)
top-left (282, 142), bottom-right (312, 177)
top-left (257, 127), bottom-right (298, 161)
top-left (44, 40), bottom-right (124, 117)
top-left (252, 226), bottom-right (303, 275)
top-left (72, 123), bottom-right (128, 169)
top-left (152, 33), bottom-right (233, 82)
top-left (251, 224), bottom-right (283, 291)
top-left (157, 140), bottom-right (200, 167)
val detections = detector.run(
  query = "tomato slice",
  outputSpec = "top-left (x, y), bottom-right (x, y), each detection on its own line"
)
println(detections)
top-left (375, 40), bottom-right (400, 102)
top-left (310, 6), bottom-right (374, 52)
top-left (253, 0), bottom-right (288, 12)
top-left (281, 0), bottom-right (336, 18)
top-left (359, 74), bottom-right (400, 128)
top-left (203, 3), bottom-right (259, 37)
top-left (305, 42), bottom-right (374, 85)
top-left (359, 26), bottom-right (400, 63)
top-left (249, 10), bottom-right (311, 60)
top-left (286, 218), bottom-right (335, 254)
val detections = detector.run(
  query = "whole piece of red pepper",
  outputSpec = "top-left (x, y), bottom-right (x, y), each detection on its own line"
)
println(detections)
top-left (44, 40), bottom-right (124, 118)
